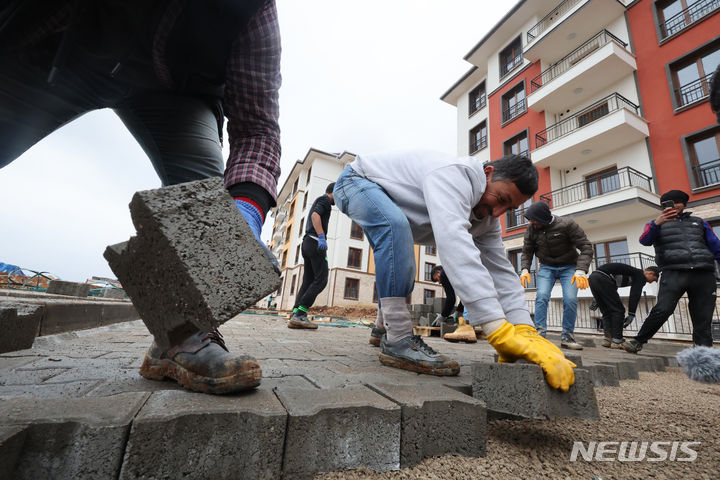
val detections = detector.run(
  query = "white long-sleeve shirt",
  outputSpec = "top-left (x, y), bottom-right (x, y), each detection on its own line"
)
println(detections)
top-left (351, 150), bottom-right (532, 327)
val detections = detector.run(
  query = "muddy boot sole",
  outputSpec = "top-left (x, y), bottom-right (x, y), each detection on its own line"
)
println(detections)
top-left (442, 333), bottom-right (478, 343)
top-left (139, 355), bottom-right (262, 394)
top-left (287, 318), bottom-right (318, 329)
top-left (378, 352), bottom-right (459, 376)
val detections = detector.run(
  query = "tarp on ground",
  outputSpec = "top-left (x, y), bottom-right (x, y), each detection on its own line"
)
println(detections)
top-left (0, 262), bottom-right (27, 276)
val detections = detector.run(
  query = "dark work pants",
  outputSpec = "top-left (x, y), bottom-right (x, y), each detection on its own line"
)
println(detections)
top-left (635, 270), bottom-right (716, 347)
top-left (589, 271), bottom-right (625, 341)
top-left (0, 52), bottom-right (224, 185)
top-left (294, 236), bottom-right (329, 309)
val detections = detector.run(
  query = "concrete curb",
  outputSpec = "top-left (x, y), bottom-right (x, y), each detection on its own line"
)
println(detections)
top-left (0, 304), bottom-right (42, 353)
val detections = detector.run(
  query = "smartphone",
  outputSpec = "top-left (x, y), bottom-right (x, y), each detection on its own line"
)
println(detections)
top-left (661, 200), bottom-right (675, 209)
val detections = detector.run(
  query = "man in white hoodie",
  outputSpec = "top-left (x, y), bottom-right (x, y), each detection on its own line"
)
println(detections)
top-left (334, 151), bottom-right (577, 391)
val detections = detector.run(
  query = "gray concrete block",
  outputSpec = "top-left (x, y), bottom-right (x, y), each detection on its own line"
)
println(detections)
top-left (0, 304), bottom-right (42, 353)
top-left (586, 363), bottom-right (620, 387)
top-left (0, 425), bottom-right (27, 478)
top-left (46, 280), bottom-right (91, 297)
top-left (432, 297), bottom-right (444, 314)
top-left (440, 320), bottom-right (457, 337)
top-left (599, 360), bottom-right (639, 380)
top-left (472, 362), bottom-right (599, 420)
top-left (38, 301), bottom-right (138, 336)
top-left (0, 392), bottom-right (148, 479)
top-left (119, 390), bottom-right (286, 480)
top-left (275, 386), bottom-right (401, 478)
top-left (104, 178), bottom-right (280, 350)
top-left (100, 288), bottom-right (128, 300)
top-left (492, 354), bottom-right (583, 368)
top-left (369, 383), bottom-right (486, 467)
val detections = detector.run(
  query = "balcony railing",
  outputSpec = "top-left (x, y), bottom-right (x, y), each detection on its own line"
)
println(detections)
top-left (692, 158), bottom-right (720, 188)
top-left (506, 207), bottom-right (528, 229)
top-left (660, 0), bottom-right (720, 39)
top-left (502, 98), bottom-right (527, 124)
top-left (530, 30), bottom-right (627, 92)
top-left (675, 71), bottom-right (715, 108)
top-left (469, 95), bottom-right (487, 116)
top-left (527, 0), bottom-right (582, 42)
top-left (535, 93), bottom-right (639, 148)
top-left (539, 166), bottom-right (652, 209)
top-left (470, 136), bottom-right (488, 154)
top-left (592, 252), bottom-right (656, 270)
top-left (500, 53), bottom-right (523, 78)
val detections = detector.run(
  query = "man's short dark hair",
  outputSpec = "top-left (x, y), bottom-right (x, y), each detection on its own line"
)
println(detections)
top-left (326, 182), bottom-right (335, 194)
top-left (486, 154), bottom-right (538, 196)
top-left (644, 265), bottom-right (660, 276)
top-left (430, 265), bottom-right (443, 279)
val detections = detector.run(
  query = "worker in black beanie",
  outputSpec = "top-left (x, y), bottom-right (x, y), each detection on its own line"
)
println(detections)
top-left (626, 189), bottom-right (720, 352)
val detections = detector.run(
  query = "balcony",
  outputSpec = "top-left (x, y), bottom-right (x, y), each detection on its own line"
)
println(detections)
top-left (538, 167), bottom-right (659, 230)
top-left (501, 98), bottom-right (527, 124)
top-left (659, 0), bottom-right (720, 40)
top-left (692, 158), bottom-right (720, 189)
top-left (524, 0), bottom-right (626, 63)
top-left (470, 136), bottom-right (488, 155)
top-left (528, 30), bottom-right (636, 113)
top-left (593, 252), bottom-right (657, 271)
top-left (674, 71), bottom-right (715, 109)
top-left (531, 93), bottom-right (649, 169)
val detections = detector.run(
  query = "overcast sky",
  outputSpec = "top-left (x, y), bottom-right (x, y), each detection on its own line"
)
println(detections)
top-left (0, 1), bottom-right (510, 282)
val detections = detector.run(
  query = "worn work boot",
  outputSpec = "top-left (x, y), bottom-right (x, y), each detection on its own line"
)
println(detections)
top-left (601, 338), bottom-right (612, 348)
top-left (611, 340), bottom-right (626, 350)
top-left (139, 330), bottom-right (261, 394)
top-left (379, 335), bottom-right (459, 376)
top-left (561, 333), bottom-right (584, 350)
top-left (442, 317), bottom-right (477, 343)
top-left (369, 326), bottom-right (385, 347)
top-left (288, 311), bottom-right (318, 329)
top-left (623, 338), bottom-right (643, 354)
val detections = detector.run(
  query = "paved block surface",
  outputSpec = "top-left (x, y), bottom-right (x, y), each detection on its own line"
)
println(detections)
top-left (105, 178), bottom-right (280, 349)
top-left (585, 363), bottom-right (621, 387)
top-left (0, 425), bottom-right (27, 477)
top-left (276, 386), bottom-right (401, 478)
top-left (0, 392), bottom-right (148, 479)
top-left (0, 304), bottom-right (42, 353)
top-left (120, 389), bottom-right (286, 480)
top-left (599, 360), bottom-right (639, 380)
top-left (369, 383), bottom-right (486, 467)
top-left (472, 362), bottom-right (599, 420)
top-left (46, 280), bottom-right (91, 297)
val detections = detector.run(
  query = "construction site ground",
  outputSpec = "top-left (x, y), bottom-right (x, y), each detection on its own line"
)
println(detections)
top-left (1, 309), bottom-right (718, 479)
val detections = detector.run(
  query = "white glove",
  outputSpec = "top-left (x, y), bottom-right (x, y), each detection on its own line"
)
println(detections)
top-left (432, 313), bottom-right (444, 326)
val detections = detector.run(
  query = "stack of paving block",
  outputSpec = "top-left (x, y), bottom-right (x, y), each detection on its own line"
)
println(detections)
top-left (104, 178), bottom-right (280, 350)
top-left (0, 304), bottom-right (44, 353)
top-left (408, 303), bottom-right (432, 326)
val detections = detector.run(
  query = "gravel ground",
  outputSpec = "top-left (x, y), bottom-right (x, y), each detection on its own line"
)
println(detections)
top-left (316, 368), bottom-right (720, 479)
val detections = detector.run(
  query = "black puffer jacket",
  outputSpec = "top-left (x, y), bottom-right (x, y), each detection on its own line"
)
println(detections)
top-left (653, 213), bottom-right (715, 271)
top-left (521, 216), bottom-right (593, 272)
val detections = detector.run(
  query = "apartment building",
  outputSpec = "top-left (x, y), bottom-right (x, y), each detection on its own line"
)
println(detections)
top-left (441, 0), bottom-right (719, 337)
top-left (267, 148), bottom-right (444, 311)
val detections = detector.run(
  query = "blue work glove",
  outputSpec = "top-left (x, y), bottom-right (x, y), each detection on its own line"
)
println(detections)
top-left (317, 234), bottom-right (328, 251)
top-left (234, 199), bottom-right (280, 275)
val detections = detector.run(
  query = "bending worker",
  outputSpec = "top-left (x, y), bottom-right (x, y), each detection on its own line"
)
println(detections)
top-left (430, 265), bottom-right (463, 326)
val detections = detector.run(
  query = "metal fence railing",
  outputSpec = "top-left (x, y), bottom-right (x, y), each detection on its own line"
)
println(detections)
top-left (692, 158), bottom-right (720, 188)
top-left (501, 98), bottom-right (527, 124)
top-left (535, 93), bottom-right (639, 148)
top-left (539, 166), bottom-right (652, 209)
top-left (470, 135), bottom-right (488, 155)
top-left (674, 71), bottom-right (715, 108)
top-left (660, 0), bottom-right (720, 39)
top-left (527, 0), bottom-right (582, 43)
top-left (530, 29), bottom-right (627, 92)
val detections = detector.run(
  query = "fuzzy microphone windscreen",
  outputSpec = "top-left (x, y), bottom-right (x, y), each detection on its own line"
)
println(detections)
top-left (676, 347), bottom-right (720, 383)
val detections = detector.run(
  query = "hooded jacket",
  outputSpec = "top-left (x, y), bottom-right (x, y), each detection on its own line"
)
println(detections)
top-left (520, 216), bottom-right (593, 272)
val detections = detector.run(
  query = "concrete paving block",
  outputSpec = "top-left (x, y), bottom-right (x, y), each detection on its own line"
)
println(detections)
top-left (440, 321), bottom-right (457, 337)
top-left (104, 178), bottom-right (281, 350)
top-left (492, 354), bottom-right (583, 367)
top-left (586, 363), bottom-right (620, 387)
top-left (276, 386), bottom-right (401, 478)
top-left (0, 304), bottom-right (42, 353)
top-left (0, 425), bottom-right (27, 478)
top-left (0, 392), bottom-right (148, 479)
top-left (600, 361), bottom-right (639, 380)
top-left (472, 362), bottom-right (599, 420)
top-left (46, 280), bottom-right (91, 297)
top-left (432, 297), bottom-right (444, 314)
top-left (100, 288), bottom-right (128, 300)
top-left (119, 390), bottom-right (286, 480)
top-left (369, 383), bottom-right (486, 467)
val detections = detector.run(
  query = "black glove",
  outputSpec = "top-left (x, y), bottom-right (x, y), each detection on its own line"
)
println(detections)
top-left (589, 300), bottom-right (598, 311)
top-left (623, 314), bottom-right (635, 328)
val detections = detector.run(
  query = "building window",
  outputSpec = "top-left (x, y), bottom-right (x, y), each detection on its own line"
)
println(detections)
top-left (298, 218), bottom-right (305, 237)
top-left (508, 248), bottom-right (536, 288)
top-left (505, 198), bottom-right (532, 229)
top-left (373, 282), bottom-right (378, 303)
top-left (295, 245), bottom-right (301, 264)
top-left (347, 247), bottom-right (363, 269)
top-left (281, 250), bottom-right (287, 268)
top-left (350, 221), bottom-right (364, 240)
top-left (499, 36), bottom-right (523, 78)
top-left (306, 166), bottom-right (312, 185)
top-left (288, 201), bottom-right (295, 218)
top-left (503, 130), bottom-right (529, 158)
top-left (469, 121), bottom-right (488, 154)
top-left (501, 82), bottom-right (526, 124)
top-left (285, 226), bottom-right (292, 242)
top-left (290, 274), bottom-right (297, 294)
top-left (468, 82), bottom-right (486, 116)
top-left (670, 40), bottom-right (720, 109)
top-left (425, 245), bottom-right (436, 255)
top-left (424, 262), bottom-right (436, 282)
top-left (585, 167), bottom-right (620, 198)
top-left (344, 278), bottom-right (359, 300)
top-left (656, 0), bottom-right (720, 39)
top-left (687, 127), bottom-right (720, 188)
top-left (594, 239), bottom-right (629, 267)
top-left (303, 192), bottom-right (308, 209)
top-left (423, 289), bottom-right (436, 304)
top-left (292, 178), bottom-right (298, 195)
top-left (577, 102), bottom-right (610, 127)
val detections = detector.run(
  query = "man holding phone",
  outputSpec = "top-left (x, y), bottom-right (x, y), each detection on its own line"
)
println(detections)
top-left (625, 190), bottom-right (720, 352)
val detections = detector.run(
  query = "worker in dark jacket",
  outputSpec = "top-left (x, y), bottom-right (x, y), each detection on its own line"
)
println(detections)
top-left (589, 263), bottom-right (659, 348)
top-left (520, 201), bottom-right (593, 349)
top-left (430, 265), bottom-right (463, 325)
top-left (625, 190), bottom-right (720, 353)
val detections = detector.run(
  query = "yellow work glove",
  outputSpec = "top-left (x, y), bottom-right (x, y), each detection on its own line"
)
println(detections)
top-left (487, 321), bottom-right (576, 391)
top-left (571, 270), bottom-right (589, 290)
top-left (520, 268), bottom-right (531, 288)
top-left (496, 324), bottom-right (563, 362)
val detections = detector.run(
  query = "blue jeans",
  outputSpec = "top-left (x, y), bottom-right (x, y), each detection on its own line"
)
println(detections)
top-left (534, 264), bottom-right (577, 336)
top-left (333, 166), bottom-right (415, 298)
